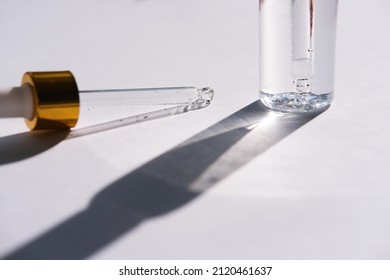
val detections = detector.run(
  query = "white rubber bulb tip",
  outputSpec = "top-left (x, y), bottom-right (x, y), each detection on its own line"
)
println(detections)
top-left (0, 85), bottom-right (34, 120)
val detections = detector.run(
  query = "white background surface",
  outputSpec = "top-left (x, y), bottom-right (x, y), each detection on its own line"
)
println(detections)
top-left (1, 0), bottom-right (390, 259)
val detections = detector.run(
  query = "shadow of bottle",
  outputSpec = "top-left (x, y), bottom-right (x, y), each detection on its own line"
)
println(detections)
top-left (4, 101), bottom-right (328, 259)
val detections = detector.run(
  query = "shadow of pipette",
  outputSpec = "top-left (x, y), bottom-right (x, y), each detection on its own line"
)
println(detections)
top-left (4, 101), bottom-right (329, 259)
top-left (0, 131), bottom-right (69, 165)
top-left (67, 99), bottom-right (208, 139)
top-left (0, 100), bottom-right (208, 165)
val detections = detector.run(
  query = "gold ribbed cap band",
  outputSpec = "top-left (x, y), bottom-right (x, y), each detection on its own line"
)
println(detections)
top-left (21, 71), bottom-right (80, 130)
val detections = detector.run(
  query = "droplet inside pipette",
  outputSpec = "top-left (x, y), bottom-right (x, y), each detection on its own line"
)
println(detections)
top-left (294, 79), bottom-right (311, 94)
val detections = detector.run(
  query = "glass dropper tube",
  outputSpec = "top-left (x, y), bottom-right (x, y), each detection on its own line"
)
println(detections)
top-left (0, 71), bottom-right (214, 131)
top-left (79, 86), bottom-right (214, 106)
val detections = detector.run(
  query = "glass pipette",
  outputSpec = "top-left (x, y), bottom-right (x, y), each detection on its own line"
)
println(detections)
top-left (292, 0), bottom-right (314, 94)
top-left (0, 71), bottom-right (214, 131)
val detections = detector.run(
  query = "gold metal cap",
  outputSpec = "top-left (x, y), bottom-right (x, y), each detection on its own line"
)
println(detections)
top-left (22, 71), bottom-right (80, 130)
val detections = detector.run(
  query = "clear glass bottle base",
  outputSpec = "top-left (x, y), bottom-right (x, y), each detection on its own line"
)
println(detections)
top-left (259, 91), bottom-right (333, 112)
